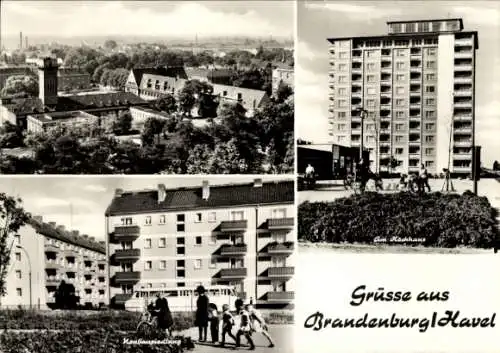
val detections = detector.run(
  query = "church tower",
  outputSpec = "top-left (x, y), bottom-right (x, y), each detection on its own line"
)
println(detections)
top-left (37, 57), bottom-right (59, 106)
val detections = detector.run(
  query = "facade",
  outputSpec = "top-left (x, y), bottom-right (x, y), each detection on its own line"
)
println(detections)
top-left (129, 106), bottom-right (171, 129)
top-left (2, 216), bottom-right (107, 309)
top-left (0, 57), bottom-right (148, 129)
top-left (105, 179), bottom-right (295, 310)
top-left (212, 84), bottom-right (270, 117)
top-left (27, 110), bottom-right (99, 134)
top-left (272, 67), bottom-right (294, 96)
top-left (57, 68), bottom-right (92, 91)
top-left (327, 18), bottom-right (478, 176)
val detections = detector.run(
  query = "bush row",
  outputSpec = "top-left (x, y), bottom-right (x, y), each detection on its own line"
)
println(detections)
top-left (298, 191), bottom-right (499, 248)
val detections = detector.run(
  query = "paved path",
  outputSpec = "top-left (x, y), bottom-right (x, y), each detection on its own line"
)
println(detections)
top-left (182, 325), bottom-right (293, 353)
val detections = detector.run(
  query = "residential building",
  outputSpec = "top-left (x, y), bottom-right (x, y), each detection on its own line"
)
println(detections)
top-left (212, 84), bottom-right (270, 117)
top-left (327, 18), bottom-right (478, 176)
top-left (105, 179), bottom-right (295, 310)
top-left (125, 66), bottom-right (188, 97)
top-left (272, 66), bottom-right (294, 96)
top-left (2, 216), bottom-right (107, 309)
top-left (0, 57), bottom-right (148, 129)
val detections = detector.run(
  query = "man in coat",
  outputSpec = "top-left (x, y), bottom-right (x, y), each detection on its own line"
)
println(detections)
top-left (154, 293), bottom-right (173, 336)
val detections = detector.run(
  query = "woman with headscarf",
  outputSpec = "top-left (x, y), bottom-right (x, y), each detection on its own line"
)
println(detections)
top-left (195, 285), bottom-right (209, 342)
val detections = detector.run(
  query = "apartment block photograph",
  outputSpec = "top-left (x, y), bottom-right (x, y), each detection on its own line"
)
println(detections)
top-left (0, 176), bottom-right (295, 352)
top-left (297, 1), bottom-right (500, 254)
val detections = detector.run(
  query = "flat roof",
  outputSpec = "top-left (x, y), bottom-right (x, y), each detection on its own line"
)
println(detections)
top-left (387, 18), bottom-right (463, 25)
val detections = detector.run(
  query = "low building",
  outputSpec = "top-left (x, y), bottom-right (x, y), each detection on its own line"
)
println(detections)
top-left (125, 66), bottom-right (188, 97)
top-left (212, 84), bottom-right (270, 116)
top-left (27, 110), bottom-right (99, 134)
top-left (2, 216), bottom-right (107, 309)
top-left (106, 179), bottom-right (295, 309)
top-left (129, 106), bottom-right (171, 129)
top-left (272, 66), bottom-right (294, 96)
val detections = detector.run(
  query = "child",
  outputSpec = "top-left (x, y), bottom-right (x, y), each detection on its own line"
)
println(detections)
top-left (247, 304), bottom-right (275, 348)
top-left (235, 303), bottom-right (255, 350)
top-left (208, 303), bottom-right (219, 344)
top-left (219, 304), bottom-right (237, 347)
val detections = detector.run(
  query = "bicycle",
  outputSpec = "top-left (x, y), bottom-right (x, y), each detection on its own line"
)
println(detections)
top-left (135, 308), bottom-right (186, 353)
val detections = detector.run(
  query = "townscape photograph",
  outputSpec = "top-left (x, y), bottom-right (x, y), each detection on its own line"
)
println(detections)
top-left (0, 0), bottom-right (294, 174)
top-left (0, 176), bottom-right (295, 352)
top-left (296, 1), bottom-right (500, 254)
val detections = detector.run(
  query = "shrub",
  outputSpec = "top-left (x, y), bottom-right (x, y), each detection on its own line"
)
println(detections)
top-left (298, 191), bottom-right (499, 248)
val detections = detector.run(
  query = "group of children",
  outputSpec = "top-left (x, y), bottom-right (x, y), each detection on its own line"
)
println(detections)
top-left (207, 300), bottom-right (275, 350)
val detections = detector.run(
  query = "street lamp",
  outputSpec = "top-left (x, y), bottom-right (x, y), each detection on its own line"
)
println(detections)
top-left (355, 107), bottom-right (368, 161)
top-left (16, 245), bottom-right (32, 309)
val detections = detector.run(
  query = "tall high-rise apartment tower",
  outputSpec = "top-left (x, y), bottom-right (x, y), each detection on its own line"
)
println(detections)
top-left (327, 18), bottom-right (478, 176)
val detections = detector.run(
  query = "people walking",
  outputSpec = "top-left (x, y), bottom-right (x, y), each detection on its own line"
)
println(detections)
top-left (219, 304), bottom-right (237, 348)
top-left (235, 303), bottom-right (255, 350)
top-left (195, 285), bottom-right (209, 342)
top-left (247, 304), bottom-right (275, 348)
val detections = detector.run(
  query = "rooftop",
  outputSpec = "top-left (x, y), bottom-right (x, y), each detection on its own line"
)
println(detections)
top-left (28, 216), bottom-right (105, 254)
top-left (130, 106), bottom-right (171, 119)
top-left (129, 66), bottom-right (188, 85)
top-left (28, 110), bottom-right (97, 123)
top-left (106, 180), bottom-right (294, 216)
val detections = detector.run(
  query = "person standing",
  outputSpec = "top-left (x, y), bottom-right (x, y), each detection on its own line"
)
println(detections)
top-left (154, 293), bottom-right (173, 336)
top-left (219, 304), bottom-right (237, 348)
top-left (247, 304), bottom-right (275, 348)
top-left (208, 303), bottom-right (220, 344)
top-left (419, 163), bottom-right (431, 193)
top-left (195, 285), bottom-right (209, 342)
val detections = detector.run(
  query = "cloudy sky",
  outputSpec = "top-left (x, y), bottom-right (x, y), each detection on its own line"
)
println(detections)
top-left (1, 0), bottom-right (293, 38)
top-left (0, 176), bottom-right (291, 241)
top-left (297, 0), bottom-right (500, 166)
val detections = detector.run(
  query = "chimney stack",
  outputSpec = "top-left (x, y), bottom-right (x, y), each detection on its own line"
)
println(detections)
top-left (202, 180), bottom-right (210, 200)
top-left (115, 188), bottom-right (123, 197)
top-left (158, 184), bottom-right (167, 203)
top-left (253, 178), bottom-right (263, 187)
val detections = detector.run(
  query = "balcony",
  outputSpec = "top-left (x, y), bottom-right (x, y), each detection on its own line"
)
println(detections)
top-left (267, 291), bottom-right (294, 302)
top-left (268, 266), bottom-right (294, 278)
top-left (454, 127), bottom-right (473, 134)
top-left (453, 154), bottom-right (472, 160)
top-left (112, 225), bottom-right (140, 242)
top-left (45, 277), bottom-right (61, 286)
top-left (114, 271), bottom-right (141, 284)
top-left (267, 217), bottom-right (294, 230)
top-left (45, 260), bottom-right (61, 269)
top-left (220, 220), bottom-right (247, 232)
top-left (220, 244), bottom-right (247, 256)
top-left (219, 268), bottom-right (247, 279)
top-left (268, 242), bottom-right (294, 255)
top-left (454, 51), bottom-right (473, 59)
top-left (45, 245), bottom-right (60, 253)
top-left (455, 38), bottom-right (474, 46)
top-left (114, 293), bottom-right (133, 304)
top-left (454, 90), bottom-right (472, 97)
top-left (454, 77), bottom-right (472, 84)
top-left (453, 165), bottom-right (471, 174)
top-left (455, 65), bottom-right (473, 72)
top-left (64, 249), bottom-right (79, 256)
top-left (454, 114), bottom-right (473, 121)
top-left (114, 248), bottom-right (141, 261)
top-left (454, 101), bottom-right (472, 108)
top-left (454, 140), bottom-right (472, 147)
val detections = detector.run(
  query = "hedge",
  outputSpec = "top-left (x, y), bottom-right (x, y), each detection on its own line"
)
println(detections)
top-left (299, 191), bottom-right (499, 248)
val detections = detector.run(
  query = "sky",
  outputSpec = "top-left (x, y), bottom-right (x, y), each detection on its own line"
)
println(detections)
top-left (296, 0), bottom-right (500, 166)
top-left (0, 0), bottom-right (293, 39)
top-left (0, 176), bottom-right (292, 242)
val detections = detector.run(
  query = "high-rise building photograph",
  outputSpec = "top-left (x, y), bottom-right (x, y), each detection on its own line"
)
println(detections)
top-left (296, 1), bottom-right (500, 254)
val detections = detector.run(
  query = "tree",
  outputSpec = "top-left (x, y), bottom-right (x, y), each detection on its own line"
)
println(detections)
top-left (54, 280), bottom-right (79, 309)
top-left (113, 111), bottom-right (133, 135)
top-left (1, 75), bottom-right (38, 97)
top-left (142, 118), bottom-right (166, 145)
top-left (493, 160), bottom-right (499, 171)
top-left (276, 82), bottom-right (293, 103)
top-left (154, 95), bottom-right (177, 114)
top-left (104, 39), bottom-right (118, 50)
top-left (0, 194), bottom-right (30, 297)
top-left (0, 121), bottom-right (25, 148)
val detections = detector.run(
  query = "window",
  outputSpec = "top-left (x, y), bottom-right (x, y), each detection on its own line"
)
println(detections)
top-left (367, 63), bottom-right (376, 71)
top-left (337, 135), bottom-right (346, 143)
top-left (159, 238), bottom-right (166, 248)
top-left (16, 288), bottom-right (22, 296)
top-left (426, 73), bottom-right (436, 81)
top-left (177, 260), bottom-right (185, 268)
top-left (208, 212), bottom-right (216, 222)
top-left (237, 93), bottom-right (242, 101)
top-left (272, 208), bottom-right (287, 219)
top-left (425, 86), bottom-right (435, 93)
top-left (159, 260), bottom-right (166, 270)
top-left (366, 124), bottom-right (374, 131)
top-left (338, 100), bottom-right (347, 108)
top-left (145, 216), bottom-right (151, 225)
top-left (15, 252), bottom-right (21, 261)
top-left (367, 87), bottom-right (376, 95)
top-left (145, 239), bottom-right (151, 249)
top-left (209, 258), bottom-right (217, 269)
top-left (177, 269), bottom-right (185, 278)
top-left (396, 111), bottom-right (405, 119)
top-left (425, 148), bottom-right (434, 155)
top-left (396, 99), bottom-right (405, 106)
top-left (176, 214), bottom-right (185, 232)
top-left (338, 88), bottom-right (347, 95)
top-left (366, 136), bottom-right (375, 143)
top-left (427, 48), bottom-right (436, 56)
top-left (396, 87), bottom-right (405, 95)
top-left (338, 124), bottom-right (346, 131)
top-left (195, 236), bottom-right (202, 245)
top-left (194, 259), bottom-right (202, 269)
top-left (195, 213), bottom-right (202, 223)
top-left (338, 64), bottom-right (347, 71)
top-left (395, 136), bottom-right (404, 142)
top-left (159, 215), bottom-right (166, 224)
top-left (209, 235), bottom-right (216, 245)
top-left (14, 234), bottom-right (20, 244)
top-left (396, 62), bottom-right (405, 70)
top-left (339, 52), bottom-right (348, 59)
top-left (425, 135), bottom-right (435, 142)
top-left (396, 74), bottom-right (405, 81)
top-left (338, 76), bottom-right (347, 83)
top-left (426, 61), bottom-right (436, 69)
top-left (366, 75), bottom-right (376, 83)
top-left (177, 247), bottom-right (185, 255)
top-left (231, 211), bottom-right (244, 221)
top-left (145, 261), bottom-right (152, 270)
top-left (395, 123), bottom-right (405, 131)
top-left (395, 148), bottom-right (404, 155)
top-left (366, 50), bottom-right (376, 58)
top-left (425, 98), bottom-right (435, 105)
top-left (425, 111), bottom-right (435, 118)
top-left (16, 270), bottom-right (21, 279)
top-left (396, 49), bottom-right (406, 57)
top-left (121, 217), bottom-right (133, 225)
top-left (367, 99), bottom-right (376, 107)
top-left (425, 123), bottom-right (435, 130)
top-left (338, 111), bottom-right (347, 118)
top-left (177, 237), bottom-right (185, 245)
